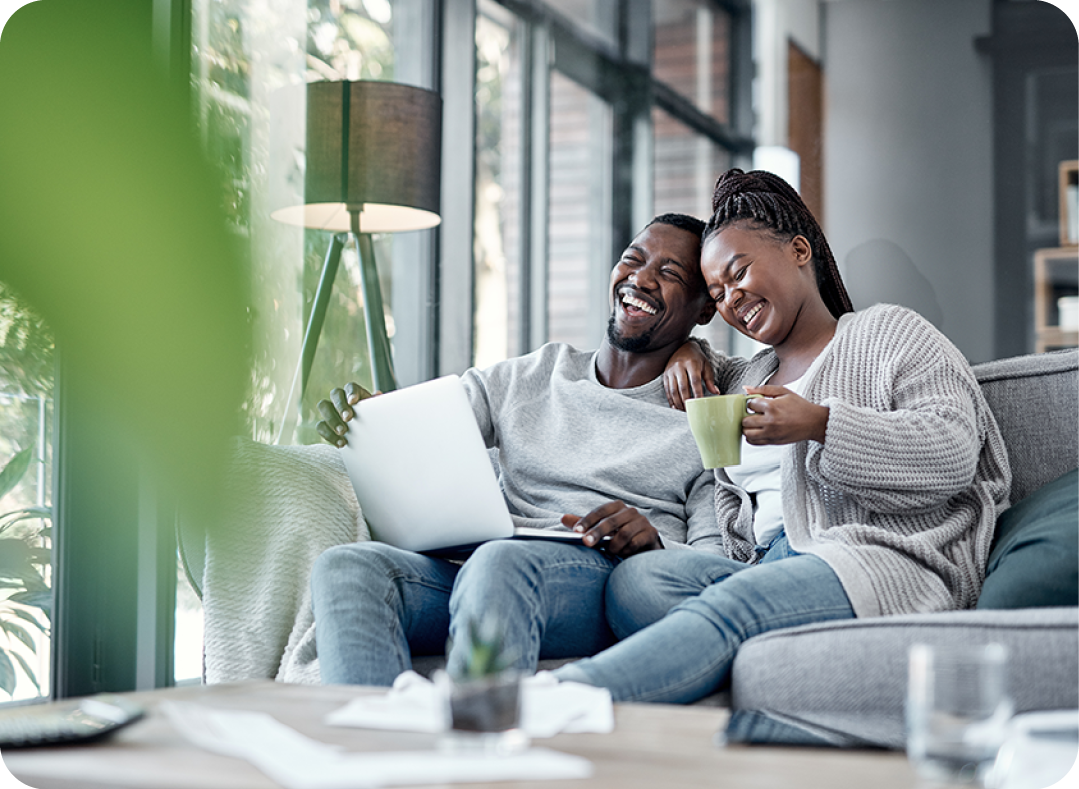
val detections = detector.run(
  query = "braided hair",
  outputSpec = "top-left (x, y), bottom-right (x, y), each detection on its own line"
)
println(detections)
top-left (704, 169), bottom-right (853, 318)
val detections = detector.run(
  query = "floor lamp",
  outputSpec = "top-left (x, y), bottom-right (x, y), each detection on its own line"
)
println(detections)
top-left (271, 80), bottom-right (442, 443)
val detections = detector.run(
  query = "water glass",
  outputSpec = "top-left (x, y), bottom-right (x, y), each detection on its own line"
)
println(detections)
top-left (906, 643), bottom-right (1013, 784)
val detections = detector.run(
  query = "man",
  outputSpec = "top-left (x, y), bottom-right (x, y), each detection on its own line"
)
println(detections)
top-left (311, 213), bottom-right (721, 686)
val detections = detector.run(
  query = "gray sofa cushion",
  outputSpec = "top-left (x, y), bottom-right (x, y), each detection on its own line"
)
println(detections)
top-left (978, 468), bottom-right (1079, 610)
top-left (725, 607), bottom-right (1079, 748)
top-left (973, 349), bottom-right (1078, 504)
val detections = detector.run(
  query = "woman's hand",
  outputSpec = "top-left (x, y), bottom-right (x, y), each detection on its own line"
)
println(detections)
top-left (315, 382), bottom-right (377, 447)
top-left (742, 385), bottom-right (829, 445)
top-left (663, 340), bottom-right (719, 411)
top-left (561, 501), bottom-right (663, 558)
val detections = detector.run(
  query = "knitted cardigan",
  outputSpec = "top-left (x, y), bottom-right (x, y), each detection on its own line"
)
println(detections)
top-left (705, 304), bottom-right (1011, 618)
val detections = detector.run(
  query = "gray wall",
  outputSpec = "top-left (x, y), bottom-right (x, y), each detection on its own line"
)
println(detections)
top-left (823, 0), bottom-right (994, 363)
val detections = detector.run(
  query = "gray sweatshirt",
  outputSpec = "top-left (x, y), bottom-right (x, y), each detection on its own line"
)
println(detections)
top-left (460, 343), bottom-right (721, 552)
top-left (705, 304), bottom-right (1012, 617)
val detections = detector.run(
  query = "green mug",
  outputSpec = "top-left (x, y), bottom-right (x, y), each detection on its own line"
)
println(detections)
top-left (685, 393), bottom-right (762, 469)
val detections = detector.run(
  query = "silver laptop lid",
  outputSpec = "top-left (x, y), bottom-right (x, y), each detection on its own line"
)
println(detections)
top-left (338, 374), bottom-right (515, 552)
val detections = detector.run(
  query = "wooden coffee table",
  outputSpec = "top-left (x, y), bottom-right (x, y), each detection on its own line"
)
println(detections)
top-left (2, 681), bottom-right (920, 789)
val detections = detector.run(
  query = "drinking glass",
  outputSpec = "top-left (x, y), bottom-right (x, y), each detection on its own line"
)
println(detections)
top-left (906, 642), bottom-right (1013, 784)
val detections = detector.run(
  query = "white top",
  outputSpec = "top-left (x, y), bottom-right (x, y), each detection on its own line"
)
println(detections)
top-left (725, 373), bottom-right (807, 547)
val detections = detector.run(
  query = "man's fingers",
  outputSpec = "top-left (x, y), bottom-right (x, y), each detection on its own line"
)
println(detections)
top-left (331, 388), bottom-right (352, 420)
top-left (606, 522), bottom-right (660, 557)
top-left (344, 381), bottom-right (374, 405)
top-left (574, 500), bottom-right (633, 535)
top-left (581, 506), bottom-right (637, 546)
top-left (316, 420), bottom-right (346, 447)
top-left (317, 399), bottom-right (348, 436)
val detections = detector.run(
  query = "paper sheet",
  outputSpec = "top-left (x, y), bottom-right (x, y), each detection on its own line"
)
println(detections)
top-left (162, 701), bottom-right (593, 789)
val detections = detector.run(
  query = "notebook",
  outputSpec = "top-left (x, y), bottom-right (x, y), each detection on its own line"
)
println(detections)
top-left (338, 374), bottom-right (593, 553)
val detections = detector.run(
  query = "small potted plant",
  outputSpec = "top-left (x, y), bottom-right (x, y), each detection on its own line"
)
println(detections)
top-left (442, 614), bottom-right (526, 751)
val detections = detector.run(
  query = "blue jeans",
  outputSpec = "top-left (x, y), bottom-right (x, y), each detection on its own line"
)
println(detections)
top-left (310, 539), bottom-right (619, 686)
top-left (555, 535), bottom-right (855, 703)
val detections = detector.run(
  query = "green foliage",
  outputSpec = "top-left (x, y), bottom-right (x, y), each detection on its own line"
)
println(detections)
top-left (449, 614), bottom-right (515, 682)
top-left (0, 446), bottom-right (51, 698)
top-left (0, 284), bottom-right (54, 399)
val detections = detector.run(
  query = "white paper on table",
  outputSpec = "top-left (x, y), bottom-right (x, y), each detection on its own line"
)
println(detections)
top-left (325, 671), bottom-right (614, 738)
top-left (162, 701), bottom-right (593, 789)
top-left (983, 710), bottom-right (1079, 789)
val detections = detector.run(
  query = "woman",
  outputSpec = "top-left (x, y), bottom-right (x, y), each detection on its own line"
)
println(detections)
top-left (554, 169), bottom-right (1011, 703)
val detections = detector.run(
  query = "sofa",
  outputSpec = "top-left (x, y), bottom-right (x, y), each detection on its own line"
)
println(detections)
top-left (721, 348), bottom-right (1079, 748)
top-left (183, 348), bottom-right (1079, 749)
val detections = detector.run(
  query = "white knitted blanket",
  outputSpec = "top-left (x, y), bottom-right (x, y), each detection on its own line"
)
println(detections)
top-left (202, 438), bottom-right (368, 684)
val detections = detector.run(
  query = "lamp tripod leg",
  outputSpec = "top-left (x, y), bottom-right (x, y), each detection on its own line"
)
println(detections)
top-left (356, 232), bottom-right (397, 394)
top-left (275, 233), bottom-right (346, 444)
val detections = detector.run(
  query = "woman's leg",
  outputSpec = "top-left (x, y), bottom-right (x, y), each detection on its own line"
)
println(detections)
top-left (554, 554), bottom-right (854, 703)
top-left (311, 541), bottom-right (459, 686)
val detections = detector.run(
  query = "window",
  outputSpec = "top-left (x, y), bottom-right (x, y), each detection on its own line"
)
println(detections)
top-left (547, 72), bottom-right (613, 349)
top-left (0, 288), bottom-right (53, 703)
top-left (186, 0), bottom-right (435, 683)
top-left (653, 0), bottom-right (733, 124)
top-left (474, 4), bottom-right (525, 367)
top-left (468, 0), bottom-right (751, 367)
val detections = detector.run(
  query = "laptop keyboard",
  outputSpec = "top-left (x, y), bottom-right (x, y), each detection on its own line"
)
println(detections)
top-left (0, 695), bottom-right (144, 749)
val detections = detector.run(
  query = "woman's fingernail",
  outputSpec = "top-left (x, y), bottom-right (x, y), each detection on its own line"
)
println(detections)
top-left (336, 425), bottom-right (346, 435)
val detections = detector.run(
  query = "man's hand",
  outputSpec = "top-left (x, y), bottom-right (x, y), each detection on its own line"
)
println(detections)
top-left (561, 501), bottom-right (663, 558)
top-left (742, 385), bottom-right (829, 445)
top-left (315, 382), bottom-right (377, 447)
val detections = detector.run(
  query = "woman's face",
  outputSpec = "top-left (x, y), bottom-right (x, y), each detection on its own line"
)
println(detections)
top-left (701, 223), bottom-right (814, 345)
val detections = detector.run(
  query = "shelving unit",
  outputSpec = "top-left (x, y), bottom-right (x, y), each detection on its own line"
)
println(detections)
top-left (1059, 160), bottom-right (1078, 247)
top-left (1034, 247), bottom-right (1079, 352)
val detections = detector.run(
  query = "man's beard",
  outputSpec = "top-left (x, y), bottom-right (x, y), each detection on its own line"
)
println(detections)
top-left (607, 314), bottom-right (656, 353)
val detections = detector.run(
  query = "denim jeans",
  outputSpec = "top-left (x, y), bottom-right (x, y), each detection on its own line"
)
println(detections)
top-left (554, 535), bottom-right (855, 703)
top-left (310, 539), bottom-right (619, 686)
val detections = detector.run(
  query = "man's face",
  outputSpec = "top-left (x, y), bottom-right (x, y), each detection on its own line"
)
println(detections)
top-left (606, 222), bottom-right (711, 353)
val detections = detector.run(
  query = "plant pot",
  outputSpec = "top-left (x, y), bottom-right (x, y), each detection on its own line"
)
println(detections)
top-left (449, 673), bottom-right (521, 733)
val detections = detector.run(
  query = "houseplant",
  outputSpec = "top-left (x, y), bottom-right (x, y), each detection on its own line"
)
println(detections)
top-left (0, 445), bottom-right (51, 698)
top-left (443, 614), bottom-right (525, 749)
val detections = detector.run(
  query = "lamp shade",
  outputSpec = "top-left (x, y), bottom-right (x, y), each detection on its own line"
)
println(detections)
top-left (271, 80), bottom-right (442, 233)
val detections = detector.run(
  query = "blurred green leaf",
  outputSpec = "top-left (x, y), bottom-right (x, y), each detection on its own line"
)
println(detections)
top-left (0, 447), bottom-right (32, 501)
top-left (1, 620), bottom-right (37, 654)
top-left (0, 508), bottom-right (52, 536)
top-left (0, 650), bottom-right (15, 696)
top-left (9, 591), bottom-right (51, 616)
top-left (9, 650), bottom-right (39, 695)
top-left (0, 538), bottom-right (36, 577)
top-left (6, 608), bottom-right (46, 634)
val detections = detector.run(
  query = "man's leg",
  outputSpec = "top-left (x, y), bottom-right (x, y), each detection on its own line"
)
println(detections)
top-left (554, 554), bottom-right (854, 703)
top-left (604, 549), bottom-right (751, 639)
top-left (447, 540), bottom-right (618, 676)
top-left (311, 541), bottom-right (459, 686)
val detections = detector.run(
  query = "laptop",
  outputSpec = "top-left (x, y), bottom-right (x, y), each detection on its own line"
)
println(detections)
top-left (338, 375), bottom-right (595, 553)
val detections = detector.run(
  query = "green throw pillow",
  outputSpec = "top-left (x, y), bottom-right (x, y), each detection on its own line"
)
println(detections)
top-left (977, 468), bottom-right (1079, 609)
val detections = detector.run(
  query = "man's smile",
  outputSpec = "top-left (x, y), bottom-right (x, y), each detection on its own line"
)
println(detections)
top-left (618, 287), bottom-right (660, 318)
